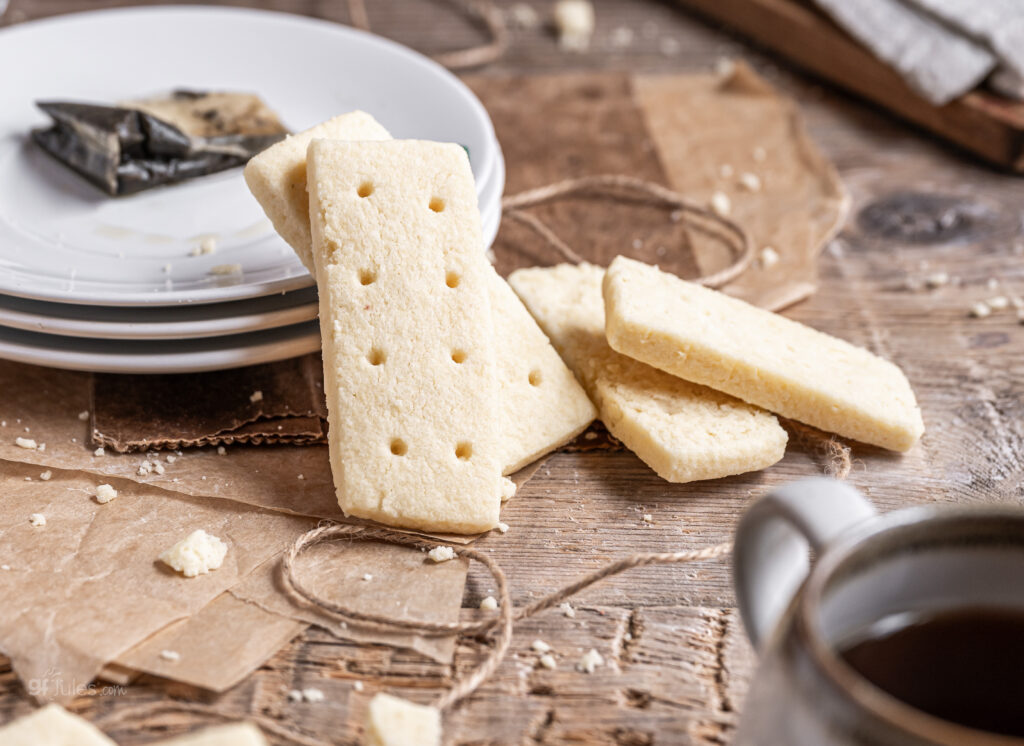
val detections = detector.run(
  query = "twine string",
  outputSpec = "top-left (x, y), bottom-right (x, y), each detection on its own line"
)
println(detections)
top-left (500, 174), bottom-right (756, 288)
top-left (346, 0), bottom-right (508, 70)
top-left (279, 524), bottom-right (733, 711)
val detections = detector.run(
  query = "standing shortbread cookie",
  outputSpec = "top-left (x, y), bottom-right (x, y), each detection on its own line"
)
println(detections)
top-left (602, 256), bottom-right (924, 451)
top-left (308, 140), bottom-right (502, 533)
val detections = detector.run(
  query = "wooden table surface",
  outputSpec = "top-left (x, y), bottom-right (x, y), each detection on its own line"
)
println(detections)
top-left (3, 1), bottom-right (1023, 744)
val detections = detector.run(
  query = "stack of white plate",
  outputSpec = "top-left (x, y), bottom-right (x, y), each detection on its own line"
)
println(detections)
top-left (0, 7), bottom-right (505, 373)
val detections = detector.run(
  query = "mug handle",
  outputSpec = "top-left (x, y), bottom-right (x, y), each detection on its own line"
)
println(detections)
top-left (734, 477), bottom-right (877, 651)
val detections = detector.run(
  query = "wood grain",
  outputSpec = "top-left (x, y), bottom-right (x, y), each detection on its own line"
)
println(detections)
top-left (2, 1), bottom-right (1024, 744)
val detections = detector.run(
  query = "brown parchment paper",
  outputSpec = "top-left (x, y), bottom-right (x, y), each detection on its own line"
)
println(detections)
top-left (0, 461), bottom-right (313, 703)
top-left (229, 542), bottom-right (469, 664)
top-left (634, 63), bottom-right (850, 311)
top-left (114, 592), bottom-right (307, 692)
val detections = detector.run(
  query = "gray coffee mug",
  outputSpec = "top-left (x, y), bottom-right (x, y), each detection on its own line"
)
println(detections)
top-left (733, 477), bottom-right (1024, 745)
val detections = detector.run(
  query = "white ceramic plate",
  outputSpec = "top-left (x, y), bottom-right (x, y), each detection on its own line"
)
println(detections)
top-left (0, 286), bottom-right (319, 340)
top-left (0, 6), bottom-right (499, 307)
top-left (0, 322), bottom-right (322, 373)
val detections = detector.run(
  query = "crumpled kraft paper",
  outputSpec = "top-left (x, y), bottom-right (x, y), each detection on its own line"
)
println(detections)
top-left (113, 591), bottom-right (306, 693)
top-left (634, 63), bottom-right (850, 311)
top-left (0, 461), bottom-right (312, 703)
top-left (229, 541), bottom-right (469, 664)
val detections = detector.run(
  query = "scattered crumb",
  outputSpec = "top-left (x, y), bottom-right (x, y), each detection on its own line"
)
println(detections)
top-left (155, 462), bottom-right (167, 475)
top-left (353, 680), bottom-right (365, 692)
top-left (496, 521), bottom-right (510, 534)
top-left (718, 163), bottom-right (734, 179)
top-left (710, 191), bottom-right (731, 218)
top-left (93, 447), bottom-right (105, 457)
top-left (14, 437), bottom-right (37, 450)
top-left (159, 529), bottom-right (228, 577)
top-left (987, 278), bottom-right (999, 291)
top-left (138, 460), bottom-right (153, 476)
top-left (301, 688), bottom-right (325, 703)
top-left (560, 602), bottom-right (576, 618)
top-left (95, 484), bottom-right (118, 504)
top-left (39, 471), bottom-right (52, 481)
top-left (480, 596), bottom-right (499, 610)
top-left (584, 431), bottom-right (598, 440)
top-left (752, 146), bottom-right (767, 162)
top-left (925, 271), bottom-right (949, 289)
top-left (287, 689), bottom-right (303, 703)
top-left (78, 410), bottom-right (89, 421)
top-left (427, 546), bottom-right (456, 563)
top-left (987, 295), bottom-right (1009, 310)
top-left (159, 649), bottom-right (181, 662)
top-left (199, 236), bottom-right (217, 254)
top-left (658, 37), bottom-right (681, 56)
top-left (507, 2), bottom-right (540, 29)
top-left (670, 209), bottom-right (683, 222)
top-left (208, 263), bottom-right (242, 276)
top-left (1011, 296), bottom-right (1024, 310)
top-left (538, 654), bottom-right (557, 670)
top-left (1, 565), bottom-right (9, 571)
top-left (297, 474), bottom-right (305, 480)
top-left (362, 573), bottom-right (373, 582)
top-left (500, 477), bottom-right (517, 502)
top-left (531, 639), bottom-right (552, 654)
top-left (609, 25), bottom-right (633, 48)
top-left (166, 454), bottom-right (177, 464)
top-left (738, 172), bottom-right (761, 192)
top-left (715, 57), bottom-right (735, 76)
top-left (29, 513), bottom-right (46, 527)
top-left (250, 390), bottom-right (264, 403)
top-left (642, 513), bottom-right (653, 524)
top-left (217, 445), bottom-right (227, 456)
top-left (970, 301), bottom-right (992, 318)
top-left (37, 443), bottom-right (45, 452)
top-left (553, 0), bottom-right (594, 52)
top-left (577, 648), bottom-right (604, 673)
top-left (631, 238), bottom-right (643, 250)
top-left (758, 246), bottom-right (780, 269)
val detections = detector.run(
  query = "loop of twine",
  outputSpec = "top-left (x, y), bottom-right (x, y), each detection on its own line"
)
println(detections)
top-left (501, 174), bottom-right (757, 288)
top-left (346, 0), bottom-right (508, 70)
top-left (279, 524), bottom-right (733, 711)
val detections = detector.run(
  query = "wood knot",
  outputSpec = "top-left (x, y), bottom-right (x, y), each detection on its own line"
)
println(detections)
top-left (856, 192), bottom-right (992, 244)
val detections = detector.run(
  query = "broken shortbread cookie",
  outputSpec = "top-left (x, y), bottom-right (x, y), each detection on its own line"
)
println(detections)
top-left (0, 703), bottom-right (116, 746)
top-left (308, 140), bottom-right (502, 533)
top-left (150, 722), bottom-right (268, 745)
top-left (158, 529), bottom-right (228, 578)
top-left (603, 256), bottom-right (925, 451)
top-left (509, 263), bottom-right (787, 482)
top-left (364, 693), bottom-right (441, 746)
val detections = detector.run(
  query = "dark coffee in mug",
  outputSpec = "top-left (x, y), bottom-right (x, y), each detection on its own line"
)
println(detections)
top-left (839, 606), bottom-right (1024, 738)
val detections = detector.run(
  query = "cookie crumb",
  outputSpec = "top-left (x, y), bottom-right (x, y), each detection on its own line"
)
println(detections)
top-left (427, 546), bottom-right (456, 563)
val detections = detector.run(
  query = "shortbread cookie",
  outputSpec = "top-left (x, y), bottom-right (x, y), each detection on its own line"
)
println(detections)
top-left (0, 704), bottom-right (116, 746)
top-left (364, 693), bottom-right (441, 746)
top-left (244, 111), bottom-right (391, 273)
top-left (308, 139), bottom-right (502, 533)
top-left (602, 256), bottom-right (924, 451)
top-left (244, 114), bottom-right (596, 474)
top-left (509, 263), bottom-right (787, 482)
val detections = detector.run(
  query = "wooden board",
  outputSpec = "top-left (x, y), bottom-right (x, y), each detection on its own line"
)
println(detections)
top-left (2, 2), bottom-right (1024, 744)
top-left (674, 0), bottom-right (1024, 172)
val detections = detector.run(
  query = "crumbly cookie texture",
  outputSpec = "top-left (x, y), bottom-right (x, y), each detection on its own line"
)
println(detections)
top-left (509, 263), bottom-right (787, 482)
top-left (245, 113), bottom-right (596, 476)
top-left (308, 139), bottom-right (502, 533)
top-left (603, 256), bottom-right (925, 451)
top-left (364, 693), bottom-right (441, 746)
top-left (244, 111), bottom-right (391, 274)
top-left (159, 529), bottom-right (228, 578)
top-left (0, 703), bottom-right (116, 746)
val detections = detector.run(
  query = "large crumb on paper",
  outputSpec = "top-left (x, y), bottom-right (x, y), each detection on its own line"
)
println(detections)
top-left (229, 541), bottom-right (468, 664)
top-left (0, 461), bottom-right (312, 703)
